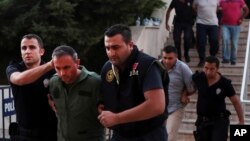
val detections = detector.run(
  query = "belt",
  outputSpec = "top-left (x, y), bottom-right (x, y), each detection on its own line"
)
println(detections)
top-left (198, 112), bottom-right (230, 121)
top-left (114, 123), bottom-right (165, 138)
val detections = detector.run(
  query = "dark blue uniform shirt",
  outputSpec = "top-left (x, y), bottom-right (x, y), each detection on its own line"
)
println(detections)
top-left (6, 61), bottom-right (57, 140)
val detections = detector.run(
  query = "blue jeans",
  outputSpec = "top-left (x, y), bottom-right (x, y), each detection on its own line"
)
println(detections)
top-left (196, 23), bottom-right (219, 62)
top-left (221, 25), bottom-right (240, 63)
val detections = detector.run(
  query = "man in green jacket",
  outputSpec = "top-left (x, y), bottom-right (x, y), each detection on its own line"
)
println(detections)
top-left (49, 45), bottom-right (104, 141)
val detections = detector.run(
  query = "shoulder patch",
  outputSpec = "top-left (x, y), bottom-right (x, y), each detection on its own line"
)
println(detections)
top-left (106, 69), bottom-right (114, 82)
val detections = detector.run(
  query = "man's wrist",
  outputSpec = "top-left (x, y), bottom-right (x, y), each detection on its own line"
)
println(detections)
top-left (116, 113), bottom-right (122, 125)
top-left (46, 60), bottom-right (54, 70)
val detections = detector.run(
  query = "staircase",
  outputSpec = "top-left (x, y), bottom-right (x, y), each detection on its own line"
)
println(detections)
top-left (165, 20), bottom-right (250, 141)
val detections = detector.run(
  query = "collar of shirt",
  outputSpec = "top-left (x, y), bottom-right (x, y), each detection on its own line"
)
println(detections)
top-left (168, 59), bottom-right (180, 73)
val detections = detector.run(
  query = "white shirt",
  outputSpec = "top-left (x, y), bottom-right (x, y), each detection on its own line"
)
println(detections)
top-left (194, 0), bottom-right (219, 25)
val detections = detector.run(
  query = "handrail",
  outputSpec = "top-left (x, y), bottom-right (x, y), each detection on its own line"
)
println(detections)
top-left (240, 21), bottom-right (250, 103)
top-left (0, 85), bottom-right (10, 88)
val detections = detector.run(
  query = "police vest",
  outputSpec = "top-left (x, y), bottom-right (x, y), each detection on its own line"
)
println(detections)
top-left (101, 49), bottom-right (169, 137)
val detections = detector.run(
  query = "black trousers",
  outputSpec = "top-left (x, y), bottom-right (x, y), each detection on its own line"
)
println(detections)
top-left (111, 125), bottom-right (168, 141)
top-left (10, 127), bottom-right (57, 141)
top-left (195, 117), bottom-right (229, 141)
top-left (196, 23), bottom-right (219, 63)
top-left (173, 23), bottom-right (193, 60)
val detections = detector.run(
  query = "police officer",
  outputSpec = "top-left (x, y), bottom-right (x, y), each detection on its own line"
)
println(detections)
top-left (98, 24), bottom-right (168, 141)
top-left (192, 56), bottom-right (244, 141)
top-left (165, 0), bottom-right (196, 63)
top-left (6, 34), bottom-right (57, 141)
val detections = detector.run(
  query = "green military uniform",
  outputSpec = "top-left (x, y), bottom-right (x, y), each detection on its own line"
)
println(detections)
top-left (49, 66), bottom-right (104, 141)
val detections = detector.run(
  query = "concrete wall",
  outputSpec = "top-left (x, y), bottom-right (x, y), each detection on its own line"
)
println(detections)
top-left (131, 0), bottom-right (175, 58)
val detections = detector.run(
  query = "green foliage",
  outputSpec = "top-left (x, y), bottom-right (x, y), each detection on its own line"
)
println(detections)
top-left (0, 0), bottom-right (165, 83)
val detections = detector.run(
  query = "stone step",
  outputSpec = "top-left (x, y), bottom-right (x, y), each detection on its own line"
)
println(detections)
top-left (231, 82), bottom-right (250, 92)
top-left (177, 129), bottom-right (195, 141)
top-left (188, 91), bottom-right (250, 99)
top-left (187, 93), bottom-right (250, 111)
top-left (221, 73), bottom-right (243, 82)
top-left (187, 49), bottom-right (247, 56)
top-left (235, 30), bottom-right (248, 36)
top-left (165, 41), bottom-right (248, 53)
top-left (167, 28), bottom-right (248, 53)
top-left (174, 50), bottom-right (247, 65)
top-left (245, 119), bottom-right (250, 126)
top-left (189, 62), bottom-right (244, 73)
top-left (186, 49), bottom-right (246, 60)
top-left (180, 118), bottom-right (196, 130)
top-left (184, 56), bottom-right (246, 63)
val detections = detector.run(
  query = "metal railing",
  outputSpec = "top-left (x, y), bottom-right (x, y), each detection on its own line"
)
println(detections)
top-left (240, 21), bottom-right (250, 122)
top-left (240, 21), bottom-right (250, 103)
top-left (0, 85), bottom-right (15, 141)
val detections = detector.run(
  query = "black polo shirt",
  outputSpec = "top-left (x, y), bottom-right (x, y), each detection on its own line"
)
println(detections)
top-left (6, 61), bottom-right (57, 131)
top-left (192, 71), bottom-right (235, 116)
top-left (170, 0), bottom-right (195, 25)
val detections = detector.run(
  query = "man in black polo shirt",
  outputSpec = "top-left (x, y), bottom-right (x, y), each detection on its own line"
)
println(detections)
top-left (192, 56), bottom-right (244, 141)
top-left (6, 34), bottom-right (57, 141)
top-left (165, 0), bottom-right (196, 63)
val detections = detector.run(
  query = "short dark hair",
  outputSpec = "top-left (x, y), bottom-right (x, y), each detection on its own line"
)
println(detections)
top-left (162, 45), bottom-right (177, 54)
top-left (205, 56), bottom-right (220, 68)
top-left (105, 24), bottom-right (131, 43)
top-left (22, 34), bottom-right (44, 48)
top-left (52, 45), bottom-right (78, 60)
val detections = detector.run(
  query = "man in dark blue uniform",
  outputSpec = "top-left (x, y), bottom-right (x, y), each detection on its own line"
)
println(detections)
top-left (192, 56), bottom-right (244, 141)
top-left (165, 0), bottom-right (196, 62)
top-left (6, 34), bottom-right (57, 141)
top-left (98, 24), bottom-right (168, 141)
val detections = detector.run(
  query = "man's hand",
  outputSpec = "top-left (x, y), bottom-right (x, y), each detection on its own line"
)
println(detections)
top-left (181, 93), bottom-right (190, 105)
top-left (98, 111), bottom-right (120, 128)
top-left (47, 94), bottom-right (57, 113)
top-left (238, 18), bottom-right (243, 25)
top-left (166, 24), bottom-right (171, 31)
top-left (97, 104), bottom-right (104, 114)
top-left (47, 60), bottom-right (54, 69)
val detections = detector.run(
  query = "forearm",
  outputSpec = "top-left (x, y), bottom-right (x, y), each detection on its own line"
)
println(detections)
top-left (117, 100), bottom-right (164, 124)
top-left (165, 12), bottom-right (170, 25)
top-left (192, 4), bottom-right (197, 13)
top-left (242, 7), bottom-right (249, 19)
top-left (230, 96), bottom-right (245, 124)
top-left (10, 61), bottom-right (53, 85)
top-left (117, 90), bottom-right (165, 124)
top-left (234, 102), bottom-right (245, 124)
top-left (187, 89), bottom-right (196, 96)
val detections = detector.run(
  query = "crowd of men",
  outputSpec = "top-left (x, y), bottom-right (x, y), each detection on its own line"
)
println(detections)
top-left (5, 0), bottom-right (249, 141)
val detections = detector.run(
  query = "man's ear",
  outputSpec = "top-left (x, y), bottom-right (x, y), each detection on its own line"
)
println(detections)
top-left (129, 41), bottom-right (134, 50)
top-left (40, 48), bottom-right (45, 56)
top-left (76, 59), bottom-right (80, 66)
